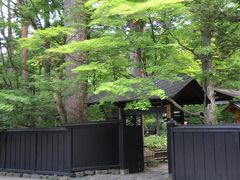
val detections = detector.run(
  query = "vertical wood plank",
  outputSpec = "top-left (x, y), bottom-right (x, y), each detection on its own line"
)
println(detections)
top-left (193, 132), bottom-right (205, 180)
top-left (52, 133), bottom-right (58, 171)
top-left (174, 132), bottom-right (185, 180)
top-left (64, 130), bottom-right (71, 172)
top-left (36, 132), bottom-right (42, 171)
top-left (20, 133), bottom-right (25, 169)
top-left (47, 133), bottom-right (53, 171)
top-left (6, 133), bottom-right (11, 168)
top-left (203, 132), bottom-right (216, 180)
top-left (25, 133), bottom-right (30, 170)
top-left (15, 133), bottom-right (21, 169)
top-left (225, 132), bottom-right (240, 180)
top-left (214, 133), bottom-right (227, 180)
top-left (183, 132), bottom-right (195, 180)
top-left (30, 133), bottom-right (36, 170)
top-left (41, 133), bottom-right (47, 171)
top-left (58, 133), bottom-right (64, 172)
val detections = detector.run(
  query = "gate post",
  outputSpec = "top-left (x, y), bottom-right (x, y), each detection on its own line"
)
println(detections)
top-left (118, 106), bottom-right (128, 174)
top-left (167, 119), bottom-right (176, 174)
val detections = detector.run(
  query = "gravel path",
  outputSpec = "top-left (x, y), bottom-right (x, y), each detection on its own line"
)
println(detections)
top-left (0, 164), bottom-right (171, 180)
top-left (0, 172), bottom-right (171, 180)
top-left (75, 172), bottom-right (171, 180)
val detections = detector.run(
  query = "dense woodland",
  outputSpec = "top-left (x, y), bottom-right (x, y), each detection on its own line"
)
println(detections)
top-left (0, 0), bottom-right (239, 128)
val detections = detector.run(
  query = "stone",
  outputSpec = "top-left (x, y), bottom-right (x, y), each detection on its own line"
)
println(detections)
top-left (12, 173), bottom-right (21, 177)
top-left (22, 173), bottom-right (31, 178)
top-left (108, 169), bottom-right (120, 175)
top-left (95, 170), bottom-right (108, 175)
top-left (0, 172), bottom-right (6, 176)
top-left (6, 173), bottom-right (15, 177)
top-left (120, 169), bottom-right (129, 175)
top-left (75, 172), bottom-right (85, 177)
top-left (31, 174), bottom-right (42, 179)
top-left (48, 175), bottom-right (59, 180)
top-left (41, 175), bottom-right (49, 179)
top-left (84, 170), bottom-right (95, 176)
top-left (59, 176), bottom-right (71, 180)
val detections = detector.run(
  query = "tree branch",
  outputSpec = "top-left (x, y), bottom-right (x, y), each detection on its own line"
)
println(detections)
top-left (167, 97), bottom-right (204, 123)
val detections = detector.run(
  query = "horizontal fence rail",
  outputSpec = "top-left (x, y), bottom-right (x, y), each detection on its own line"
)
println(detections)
top-left (0, 121), bottom-right (121, 175)
top-left (171, 125), bottom-right (240, 180)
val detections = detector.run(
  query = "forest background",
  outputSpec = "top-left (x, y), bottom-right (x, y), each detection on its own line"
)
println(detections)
top-left (0, 0), bottom-right (239, 129)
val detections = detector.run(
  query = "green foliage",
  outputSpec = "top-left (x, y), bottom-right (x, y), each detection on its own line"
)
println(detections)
top-left (144, 135), bottom-right (167, 150)
top-left (1, 0), bottom-right (239, 128)
top-left (144, 115), bottom-right (156, 129)
top-left (0, 90), bottom-right (59, 129)
top-left (20, 26), bottom-right (71, 50)
top-left (184, 105), bottom-right (204, 124)
top-left (87, 103), bottom-right (115, 121)
top-left (47, 36), bottom-right (129, 55)
top-left (125, 99), bottom-right (152, 110)
top-left (216, 105), bottom-right (235, 124)
top-left (87, 104), bottom-right (106, 121)
top-left (94, 78), bottom-right (166, 105)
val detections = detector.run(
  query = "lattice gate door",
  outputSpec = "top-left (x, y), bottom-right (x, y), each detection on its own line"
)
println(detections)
top-left (125, 115), bottom-right (144, 173)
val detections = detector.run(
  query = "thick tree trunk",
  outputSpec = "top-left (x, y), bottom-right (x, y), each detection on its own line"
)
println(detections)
top-left (64, 0), bottom-right (88, 123)
top-left (129, 20), bottom-right (145, 77)
top-left (200, 29), bottom-right (216, 124)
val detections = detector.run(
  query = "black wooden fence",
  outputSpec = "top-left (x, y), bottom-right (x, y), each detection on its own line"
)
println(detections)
top-left (170, 124), bottom-right (240, 180)
top-left (0, 121), bottom-right (120, 176)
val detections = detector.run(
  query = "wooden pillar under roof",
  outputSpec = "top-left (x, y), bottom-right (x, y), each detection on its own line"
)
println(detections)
top-left (165, 103), bottom-right (173, 120)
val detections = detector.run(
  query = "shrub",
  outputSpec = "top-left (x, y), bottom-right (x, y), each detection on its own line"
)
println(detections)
top-left (144, 135), bottom-right (167, 150)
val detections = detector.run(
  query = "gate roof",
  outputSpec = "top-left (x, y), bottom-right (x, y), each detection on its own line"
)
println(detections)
top-left (88, 75), bottom-right (205, 105)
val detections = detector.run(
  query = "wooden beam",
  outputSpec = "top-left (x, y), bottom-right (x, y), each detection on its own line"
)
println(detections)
top-left (118, 107), bottom-right (127, 170)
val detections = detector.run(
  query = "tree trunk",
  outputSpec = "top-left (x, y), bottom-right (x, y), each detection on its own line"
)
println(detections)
top-left (64, 0), bottom-right (88, 123)
top-left (43, 7), bottom-right (51, 79)
top-left (200, 29), bottom-right (216, 124)
top-left (16, 0), bottom-right (28, 81)
top-left (54, 92), bottom-right (67, 124)
top-left (21, 24), bottom-right (28, 81)
top-left (129, 20), bottom-right (145, 77)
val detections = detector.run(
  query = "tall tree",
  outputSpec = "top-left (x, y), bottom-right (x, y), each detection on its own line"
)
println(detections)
top-left (166, 0), bottom-right (240, 123)
top-left (16, 0), bottom-right (29, 81)
top-left (63, 0), bottom-right (89, 123)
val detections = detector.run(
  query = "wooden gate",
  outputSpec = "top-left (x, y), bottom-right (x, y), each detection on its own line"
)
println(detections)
top-left (125, 115), bottom-right (144, 173)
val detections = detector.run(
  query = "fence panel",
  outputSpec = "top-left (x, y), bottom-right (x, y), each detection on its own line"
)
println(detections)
top-left (35, 130), bottom-right (71, 174)
top-left (171, 125), bottom-right (240, 180)
top-left (0, 121), bottom-right (121, 175)
top-left (70, 121), bottom-right (120, 171)
top-left (0, 128), bottom-right (71, 175)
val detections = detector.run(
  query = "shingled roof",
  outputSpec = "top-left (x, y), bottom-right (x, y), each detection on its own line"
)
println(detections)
top-left (88, 75), bottom-right (205, 105)
top-left (224, 102), bottom-right (240, 111)
top-left (215, 88), bottom-right (240, 99)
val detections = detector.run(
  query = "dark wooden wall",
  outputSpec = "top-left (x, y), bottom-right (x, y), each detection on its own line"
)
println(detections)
top-left (0, 121), bottom-right (121, 175)
top-left (171, 125), bottom-right (240, 180)
top-left (70, 122), bottom-right (119, 171)
top-left (0, 128), bottom-right (71, 175)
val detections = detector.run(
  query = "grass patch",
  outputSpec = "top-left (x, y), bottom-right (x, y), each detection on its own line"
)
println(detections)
top-left (144, 135), bottom-right (167, 150)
